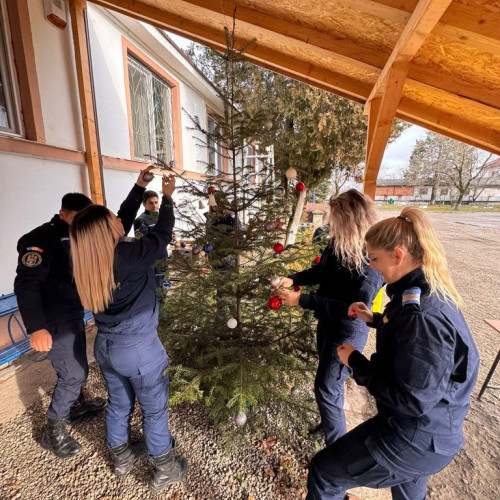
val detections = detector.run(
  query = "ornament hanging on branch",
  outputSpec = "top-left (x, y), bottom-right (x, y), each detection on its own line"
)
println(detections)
top-left (274, 219), bottom-right (284, 230)
top-left (203, 243), bottom-right (213, 253)
top-left (264, 117), bottom-right (273, 130)
top-left (268, 296), bottom-right (283, 310)
top-left (273, 243), bottom-right (284, 254)
top-left (208, 194), bottom-right (217, 207)
top-left (198, 200), bottom-right (205, 209)
top-left (313, 255), bottom-right (321, 265)
top-left (269, 276), bottom-right (281, 288)
top-left (291, 386), bottom-right (300, 396)
top-left (274, 186), bottom-right (285, 197)
top-left (295, 181), bottom-right (305, 192)
top-left (285, 168), bottom-right (297, 180)
top-left (180, 241), bottom-right (187, 248)
top-left (192, 246), bottom-right (201, 255)
top-left (208, 186), bottom-right (216, 193)
top-left (227, 317), bottom-right (238, 329)
top-left (264, 221), bottom-right (275, 232)
top-left (235, 412), bottom-right (247, 427)
top-left (143, 172), bottom-right (154, 182)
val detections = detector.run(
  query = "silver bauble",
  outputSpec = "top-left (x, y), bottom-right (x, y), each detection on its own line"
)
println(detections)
top-left (291, 386), bottom-right (300, 396)
top-left (274, 186), bottom-right (285, 197)
top-left (264, 221), bottom-right (275, 232)
top-left (192, 246), bottom-right (201, 255)
top-left (235, 412), bottom-right (247, 427)
top-left (269, 276), bottom-right (281, 288)
top-left (143, 172), bottom-right (154, 182)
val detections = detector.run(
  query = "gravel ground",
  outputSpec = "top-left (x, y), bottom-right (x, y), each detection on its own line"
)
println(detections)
top-left (0, 211), bottom-right (499, 500)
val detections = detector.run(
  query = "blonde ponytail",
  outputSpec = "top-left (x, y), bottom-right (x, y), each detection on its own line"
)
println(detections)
top-left (365, 207), bottom-right (462, 306)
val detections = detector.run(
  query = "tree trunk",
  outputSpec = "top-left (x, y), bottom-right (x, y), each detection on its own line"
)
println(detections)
top-left (453, 192), bottom-right (465, 210)
top-left (286, 188), bottom-right (307, 246)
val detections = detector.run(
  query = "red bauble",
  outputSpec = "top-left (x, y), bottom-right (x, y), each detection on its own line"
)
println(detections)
top-left (208, 186), bottom-right (216, 193)
top-left (273, 243), bottom-right (284, 254)
top-left (295, 181), bottom-right (305, 192)
top-left (313, 255), bottom-right (321, 265)
top-left (293, 285), bottom-right (302, 292)
top-left (269, 296), bottom-right (283, 310)
top-left (274, 219), bottom-right (284, 229)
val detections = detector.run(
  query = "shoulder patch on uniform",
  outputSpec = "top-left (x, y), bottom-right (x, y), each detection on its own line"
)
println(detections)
top-left (402, 287), bottom-right (421, 306)
top-left (21, 251), bottom-right (43, 267)
top-left (26, 246), bottom-right (44, 253)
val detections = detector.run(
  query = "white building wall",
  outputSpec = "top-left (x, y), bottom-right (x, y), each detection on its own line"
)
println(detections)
top-left (28, 0), bottom-right (82, 151)
top-left (0, 155), bottom-right (90, 294)
top-left (0, 3), bottom-right (223, 295)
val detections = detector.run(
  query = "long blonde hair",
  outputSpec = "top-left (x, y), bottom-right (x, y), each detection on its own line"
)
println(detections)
top-left (70, 205), bottom-right (123, 313)
top-left (328, 189), bottom-right (378, 274)
top-left (365, 207), bottom-right (462, 306)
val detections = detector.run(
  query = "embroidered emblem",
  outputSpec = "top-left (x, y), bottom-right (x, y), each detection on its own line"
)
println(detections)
top-left (21, 251), bottom-right (43, 267)
top-left (402, 287), bottom-right (421, 306)
top-left (60, 237), bottom-right (70, 241)
top-left (26, 246), bottom-right (44, 253)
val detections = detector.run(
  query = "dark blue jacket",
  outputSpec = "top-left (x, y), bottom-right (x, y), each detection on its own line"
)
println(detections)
top-left (13, 185), bottom-right (144, 334)
top-left (289, 244), bottom-right (384, 325)
top-left (349, 268), bottom-right (479, 457)
top-left (95, 194), bottom-right (174, 339)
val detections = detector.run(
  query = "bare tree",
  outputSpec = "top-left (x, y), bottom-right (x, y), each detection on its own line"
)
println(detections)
top-left (405, 132), bottom-right (493, 209)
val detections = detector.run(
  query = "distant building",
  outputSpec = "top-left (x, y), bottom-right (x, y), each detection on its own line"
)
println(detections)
top-left (375, 169), bottom-right (500, 205)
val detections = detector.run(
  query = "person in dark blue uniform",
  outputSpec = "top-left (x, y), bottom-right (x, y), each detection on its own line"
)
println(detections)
top-left (14, 192), bottom-right (108, 459)
top-left (277, 190), bottom-right (383, 446)
top-left (70, 172), bottom-right (187, 491)
top-left (307, 207), bottom-right (480, 500)
top-left (134, 189), bottom-right (171, 297)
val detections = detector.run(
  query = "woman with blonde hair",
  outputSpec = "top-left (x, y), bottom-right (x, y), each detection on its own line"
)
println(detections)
top-left (307, 207), bottom-right (479, 500)
top-left (70, 172), bottom-right (187, 492)
top-left (277, 189), bottom-right (384, 446)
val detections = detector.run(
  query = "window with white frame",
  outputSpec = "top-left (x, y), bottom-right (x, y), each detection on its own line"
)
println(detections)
top-left (128, 55), bottom-right (173, 163)
top-left (207, 115), bottom-right (223, 175)
top-left (0, 1), bottom-right (21, 136)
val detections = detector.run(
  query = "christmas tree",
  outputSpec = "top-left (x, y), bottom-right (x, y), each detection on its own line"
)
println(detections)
top-left (154, 22), bottom-right (319, 430)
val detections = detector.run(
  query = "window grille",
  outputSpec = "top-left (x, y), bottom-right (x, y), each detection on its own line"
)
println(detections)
top-left (0, 1), bottom-right (21, 136)
top-left (128, 55), bottom-right (173, 163)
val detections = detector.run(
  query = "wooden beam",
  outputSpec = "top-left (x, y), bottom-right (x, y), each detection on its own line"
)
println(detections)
top-left (69, 0), bottom-right (104, 204)
top-left (363, 63), bottom-right (407, 198)
top-left (366, 0), bottom-right (453, 106)
top-left (6, 0), bottom-right (45, 142)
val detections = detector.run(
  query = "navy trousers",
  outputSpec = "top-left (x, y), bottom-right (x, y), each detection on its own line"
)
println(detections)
top-left (94, 334), bottom-right (173, 457)
top-left (307, 417), bottom-right (455, 500)
top-left (46, 319), bottom-right (88, 419)
top-left (315, 320), bottom-right (368, 446)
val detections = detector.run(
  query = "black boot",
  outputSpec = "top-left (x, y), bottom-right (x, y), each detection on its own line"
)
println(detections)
top-left (41, 418), bottom-right (82, 459)
top-left (68, 394), bottom-right (107, 424)
top-left (149, 447), bottom-right (188, 492)
top-left (109, 439), bottom-right (146, 476)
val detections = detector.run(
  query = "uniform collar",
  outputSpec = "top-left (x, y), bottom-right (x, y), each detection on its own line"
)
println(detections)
top-left (386, 268), bottom-right (429, 297)
top-left (50, 214), bottom-right (69, 236)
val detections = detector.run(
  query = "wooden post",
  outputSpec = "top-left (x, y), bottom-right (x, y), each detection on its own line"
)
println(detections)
top-left (69, 0), bottom-right (104, 204)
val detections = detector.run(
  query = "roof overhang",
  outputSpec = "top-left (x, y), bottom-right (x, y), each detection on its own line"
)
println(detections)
top-left (86, 0), bottom-right (499, 197)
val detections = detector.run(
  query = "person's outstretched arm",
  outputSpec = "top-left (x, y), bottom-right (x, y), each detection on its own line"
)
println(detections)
top-left (118, 166), bottom-right (155, 234)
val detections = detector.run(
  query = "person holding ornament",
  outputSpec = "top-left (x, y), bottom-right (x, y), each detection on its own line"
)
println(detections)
top-left (306, 208), bottom-right (479, 500)
top-left (69, 172), bottom-right (188, 491)
top-left (134, 190), bottom-right (172, 297)
top-left (276, 189), bottom-right (383, 446)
